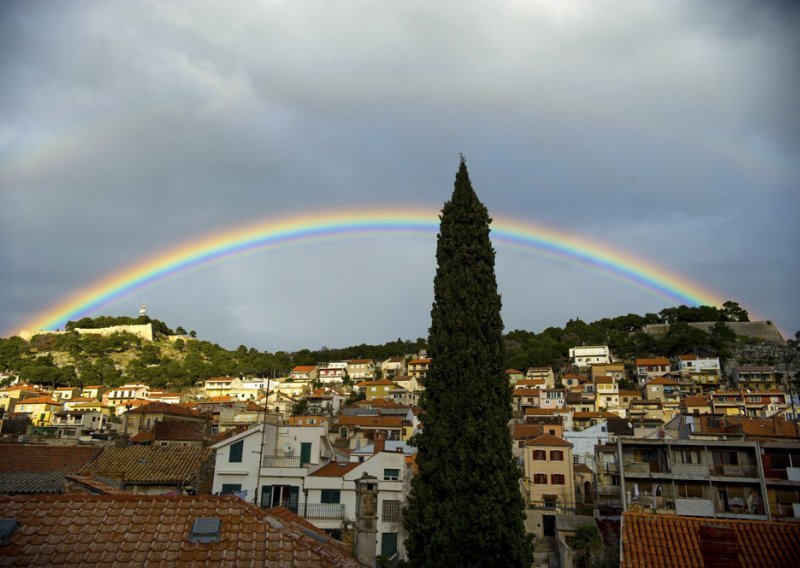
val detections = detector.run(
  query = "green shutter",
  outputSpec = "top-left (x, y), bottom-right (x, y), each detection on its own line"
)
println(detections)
top-left (300, 442), bottom-right (312, 465)
top-left (229, 440), bottom-right (244, 463)
top-left (381, 532), bottom-right (398, 556)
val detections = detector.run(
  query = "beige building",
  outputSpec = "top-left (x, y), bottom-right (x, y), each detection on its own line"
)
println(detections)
top-left (523, 434), bottom-right (575, 511)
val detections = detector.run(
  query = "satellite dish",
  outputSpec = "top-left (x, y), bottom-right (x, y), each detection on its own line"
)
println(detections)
top-left (283, 442), bottom-right (294, 454)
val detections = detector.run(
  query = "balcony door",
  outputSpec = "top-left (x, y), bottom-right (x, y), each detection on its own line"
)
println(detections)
top-left (260, 485), bottom-right (299, 512)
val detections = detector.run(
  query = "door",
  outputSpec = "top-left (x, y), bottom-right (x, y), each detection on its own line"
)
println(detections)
top-left (300, 442), bottom-right (312, 466)
top-left (543, 514), bottom-right (556, 536)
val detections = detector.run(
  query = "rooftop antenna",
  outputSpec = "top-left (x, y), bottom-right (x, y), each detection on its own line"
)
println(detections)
top-left (139, 300), bottom-right (147, 317)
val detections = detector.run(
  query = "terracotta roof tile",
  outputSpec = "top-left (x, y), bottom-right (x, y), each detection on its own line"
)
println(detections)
top-left (0, 494), bottom-right (360, 567)
top-left (511, 425), bottom-right (545, 440)
top-left (524, 434), bottom-right (573, 448)
top-left (79, 446), bottom-right (214, 484)
top-left (621, 512), bottom-right (800, 568)
top-left (337, 415), bottom-right (404, 428)
top-left (126, 401), bottom-right (202, 417)
top-left (636, 357), bottom-right (670, 366)
top-left (0, 445), bottom-right (102, 473)
top-left (14, 396), bottom-right (60, 405)
top-left (308, 462), bottom-right (361, 477)
top-left (647, 376), bottom-right (680, 386)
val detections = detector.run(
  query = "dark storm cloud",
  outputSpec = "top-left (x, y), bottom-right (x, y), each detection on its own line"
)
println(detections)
top-left (1, 0), bottom-right (797, 349)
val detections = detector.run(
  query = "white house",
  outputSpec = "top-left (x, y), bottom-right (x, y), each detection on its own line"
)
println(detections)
top-left (211, 423), bottom-right (408, 562)
top-left (568, 346), bottom-right (611, 368)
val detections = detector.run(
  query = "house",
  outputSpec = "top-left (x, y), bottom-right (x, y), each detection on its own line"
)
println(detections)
top-left (211, 423), bottom-right (335, 507)
top-left (291, 365), bottom-right (318, 381)
top-left (710, 390), bottom-right (746, 416)
top-left (79, 445), bottom-right (215, 494)
top-left (305, 389), bottom-right (345, 416)
top-left (569, 346), bottom-right (611, 368)
top-left (203, 377), bottom-right (244, 397)
top-left (288, 415), bottom-right (332, 428)
top-left (678, 354), bottom-right (721, 374)
top-left (355, 379), bottom-right (398, 402)
top-left (347, 359), bottom-right (376, 380)
top-left (681, 395), bottom-right (713, 415)
top-left (51, 409), bottom-right (107, 437)
top-left (122, 401), bottom-right (209, 439)
top-left (105, 382), bottom-right (149, 407)
top-left (733, 365), bottom-right (779, 391)
top-left (595, 378), bottom-right (620, 414)
top-left (147, 391), bottom-right (186, 404)
top-left (612, 437), bottom-right (779, 520)
top-left (561, 373), bottom-right (582, 389)
top-left (526, 367), bottom-right (555, 387)
top-left (627, 399), bottom-right (664, 421)
top-left (143, 420), bottom-right (210, 447)
top-left (392, 375), bottom-right (423, 394)
top-left (80, 385), bottom-right (107, 400)
top-left (643, 376), bottom-right (681, 416)
top-left (522, 434), bottom-right (575, 534)
top-left (635, 357), bottom-right (671, 385)
top-left (317, 366), bottom-right (347, 384)
top-left (407, 358), bottom-right (431, 381)
top-left (0, 444), bottom-right (103, 495)
top-left (335, 415), bottom-right (412, 448)
top-left (305, 450), bottom-right (408, 559)
top-left (380, 357), bottom-right (407, 378)
top-left (591, 363), bottom-right (626, 382)
top-left (51, 386), bottom-right (82, 401)
top-left (539, 388), bottom-right (566, 409)
top-left (13, 396), bottom-right (62, 426)
top-left (621, 512), bottom-right (800, 568)
top-left (0, 384), bottom-right (43, 415)
top-left (506, 369), bottom-right (525, 384)
top-left (0, 494), bottom-right (361, 567)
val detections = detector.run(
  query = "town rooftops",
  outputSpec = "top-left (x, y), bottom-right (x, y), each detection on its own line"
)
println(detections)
top-left (308, 462), bottom-right (361, 478)
top-left (681, 396), bottom-right (710, 407)
top-left (292, 365), bottom-right (316, 372)
top-left (0, 445), bottom-right (102, 474)
top-left (621, 511), bottom-right (800, 568)
top-left (524, 434), bottom-right (573, 448)
top-left (14, 396), bottom-right (59, 405)
top-left (646, 376), bottom-right (680, 386)
top-left (79, 446), bottom-right (214, 485)
top-left (0, 494), bottom-right (360, 567)
top-left (635, 357), bottom-right (670, 366)
top-left (126, 401), bottom-right (202, 417)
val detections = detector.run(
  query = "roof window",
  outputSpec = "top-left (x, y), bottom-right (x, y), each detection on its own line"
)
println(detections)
top-left (189, 517), bottom-right (222, 543)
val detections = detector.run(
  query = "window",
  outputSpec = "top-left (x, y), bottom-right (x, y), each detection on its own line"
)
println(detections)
top-left (550, 450), bottom-right (564, 461)
top-left (221, 483), bottom-right (242, 494)
top-left (533, 473), bottom-right (548, 484)
top-left (676, 483), bottom-right (704, 498)
top-left (532, 450), bottom-right (547, 461)
top-left (674, 450), bottom-right (700, 464)
top-left (320, 490), bottom-right (341, 504)
top-left (229, 440), bottom-right (244, 463)
top-left (551, 474), bottom-right (565, 485)
top-left (382, 500), bottom-right (401, 522)
top-left (383, 468), bottom-right (400, 481)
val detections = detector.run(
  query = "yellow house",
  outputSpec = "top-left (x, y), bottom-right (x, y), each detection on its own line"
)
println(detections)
top-left (523, 434), bottom-right (575, 510)
top-left (67, 399), bottom-right (114, 421)
top-left (355, 379), bottom-right (397, 401)
top-left (14, 396), bottom-right (62, 426)
top-left (0, 385), bottom-right (42, 414)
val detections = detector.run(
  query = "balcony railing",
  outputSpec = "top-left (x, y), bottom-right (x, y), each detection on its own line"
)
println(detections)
top-left (709, 464), bottom-right (758, 477)
top-left (299, 503), bottom-right (346, 520)
top-left (262, 456), bottom-right (303, 468)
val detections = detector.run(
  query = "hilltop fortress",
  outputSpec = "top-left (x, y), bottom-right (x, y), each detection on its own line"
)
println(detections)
top-left (18, 323), bottom-right (156, 342)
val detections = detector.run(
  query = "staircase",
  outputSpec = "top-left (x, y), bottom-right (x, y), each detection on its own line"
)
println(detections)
top-left (532, 535), bottom-right (555, 568)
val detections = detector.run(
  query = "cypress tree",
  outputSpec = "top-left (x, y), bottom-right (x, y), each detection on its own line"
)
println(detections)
top-left (403, 157), bottom-right (532, 567)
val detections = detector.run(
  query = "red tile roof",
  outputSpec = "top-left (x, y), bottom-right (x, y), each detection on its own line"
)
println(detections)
top-left (126, 401), bottom-right (202, 417)
top-left (14, 396), bottom-right (60, 405)
top-left (337, 415), bottom-right (404, 428)
top-left (292, 365), bottom-right (316, 372)
top-left (0, 445), bottom-right (102, 473)
top-left (621, 512), bottom-right (800, 568)
top-left (0, 494), bottom-right (360, 566)
top-left (636, 357), bottom-right (670, 366)
top-left (511, 425), bottom-right (545, 440)
top-left (647, 376), bottom-right (679, 386)
top-left (524, 434), bottom-right (573, 448)
top-left (79, 446), bottom-right (214, 484)
top-left (309, 462), bottom-right (361, 477)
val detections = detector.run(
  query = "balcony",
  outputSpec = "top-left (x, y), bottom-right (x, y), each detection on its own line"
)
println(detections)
top-left (299, 503), bottom-right (346, 520)
top-left (709, 464), bottom-right (758, 478)
top-left (262, 456), bottom-right (302, 468)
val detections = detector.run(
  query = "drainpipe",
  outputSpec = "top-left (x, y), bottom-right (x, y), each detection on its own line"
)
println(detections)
top-left (753, 440), bottom-right (771, 520)
top-left (617, 438), bottom-right (627, 511)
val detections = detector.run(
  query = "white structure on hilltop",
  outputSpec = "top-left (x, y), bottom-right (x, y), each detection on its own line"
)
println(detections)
top-left (569, 346), bottom-right (611, 368)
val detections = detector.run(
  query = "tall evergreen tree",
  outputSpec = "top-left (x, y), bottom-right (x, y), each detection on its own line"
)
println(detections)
top-left (403, 158), bottom-right (532, 567)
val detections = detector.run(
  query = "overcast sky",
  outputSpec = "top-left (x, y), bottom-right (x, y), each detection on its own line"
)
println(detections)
top-left (1, 1), bottom-right (798, 351)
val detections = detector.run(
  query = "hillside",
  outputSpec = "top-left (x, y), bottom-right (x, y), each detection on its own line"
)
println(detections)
top-left (0, 301), bottom-right (794, 390)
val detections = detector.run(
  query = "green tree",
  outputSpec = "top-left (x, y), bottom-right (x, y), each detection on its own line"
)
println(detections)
top-left (403, 158), bottom-right (531, 567)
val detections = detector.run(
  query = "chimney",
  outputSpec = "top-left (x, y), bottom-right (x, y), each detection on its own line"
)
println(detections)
top-left (354, 473), bottom-right (379, 567)
top-left (374, 431), bottom-right (385, 455)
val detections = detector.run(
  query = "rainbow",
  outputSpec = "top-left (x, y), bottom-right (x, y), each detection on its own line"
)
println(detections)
top-left (14, 207), bottom-right (726, 334)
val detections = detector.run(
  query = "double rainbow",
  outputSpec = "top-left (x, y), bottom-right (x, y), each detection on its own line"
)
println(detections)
top-left (14, 207), bottom-right (725, 334)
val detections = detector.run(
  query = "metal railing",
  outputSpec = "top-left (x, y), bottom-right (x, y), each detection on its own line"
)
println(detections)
top-left (299, 503), bottom-right (346, 520)
top-left (262, 455), bottom-right (303, 468)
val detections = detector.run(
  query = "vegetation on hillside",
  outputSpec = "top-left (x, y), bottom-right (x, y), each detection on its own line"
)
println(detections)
top-left (1, 298), bottom-right (792, 390)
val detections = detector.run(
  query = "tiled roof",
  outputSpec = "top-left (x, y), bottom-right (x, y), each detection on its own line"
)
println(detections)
top-left (153, 420), bottom-right (208, 442)
top-left (636, 358), bottom-right (670, 366)
top-left (0, 494), bottom-right (361, 567)
top-left (353, 398), bottom-right (403, 408)
top-left (595, 377), bottom-right (615, 384)
top-left (79, 446), bottom-right (214, 484)
top-left (0, 471), bottom-right (65, 494)
top-left (292, 366), bottom-right (316, 372)
top-left (523, 408), bottom-right (562, 415)
top-left (348, 359), bottom-right (373, 364)
top-left (127, 401), bottom-right (202, 417)
top-left (524, 434), bottom-right (573, 448)
top-left (647, 376), bottom-right (679, 386)
top-left (681, 396), bottom-right (710, 407)
top-left (0, 445), bottom-right (102, 473)
top-left (14, 396), bottom-right (60, 405)
top-left (511, 425), bottom-right (545, 440)
top-left (408, 358), bottom-right (431, 365)
top-left (506, 369), bottom-right (523, 374)
top-left (337, 415), bottom-right (404, 428)
top-left (309, 462), bottom-right (361, 477)
top-left (573, 463), bottom-right (593, 475)
top-left (621, 512), bottom-right (800, 568)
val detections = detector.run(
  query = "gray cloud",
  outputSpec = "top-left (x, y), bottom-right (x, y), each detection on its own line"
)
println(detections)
top-left (1, 0), bottom-right (797, 349)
